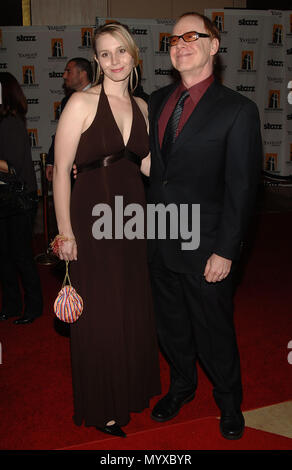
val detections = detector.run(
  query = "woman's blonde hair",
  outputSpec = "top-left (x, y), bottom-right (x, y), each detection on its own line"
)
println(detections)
top-left (93, 22), bottom-right (139, 92)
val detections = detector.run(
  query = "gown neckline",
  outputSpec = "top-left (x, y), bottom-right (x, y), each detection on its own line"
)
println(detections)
top-left (101, 84), bottom-right (134, 149)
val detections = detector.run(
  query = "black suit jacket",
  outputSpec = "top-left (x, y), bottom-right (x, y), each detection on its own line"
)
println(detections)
top-left (46, 93), bottom-right (72, 166)
top-left (147, 79), bottom-right (263, 274)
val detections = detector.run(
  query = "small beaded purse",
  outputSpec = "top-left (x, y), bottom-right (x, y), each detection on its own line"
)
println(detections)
top-left (54, 260), bottom-right (83, 323)
top-left (51, 235), bottom-right (83, 323)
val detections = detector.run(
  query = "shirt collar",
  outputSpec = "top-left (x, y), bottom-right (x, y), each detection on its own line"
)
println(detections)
top-left (175, 74), bottom-right (214, 103)
top-left (82, 83), bottom-right (91, 91)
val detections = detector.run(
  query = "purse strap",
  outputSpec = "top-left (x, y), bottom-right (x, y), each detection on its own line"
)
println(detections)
top-left (62, 261), bottom-right (72, 288)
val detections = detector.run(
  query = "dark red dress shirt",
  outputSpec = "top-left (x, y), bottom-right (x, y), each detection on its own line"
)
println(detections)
top-left (158, 74), bottom-right (214, 148)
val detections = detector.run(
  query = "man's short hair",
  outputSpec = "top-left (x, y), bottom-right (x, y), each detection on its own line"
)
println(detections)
top-left (68, 57), bottom-right (93, 83)
top-left (176, 12), bottom-right (221, 43)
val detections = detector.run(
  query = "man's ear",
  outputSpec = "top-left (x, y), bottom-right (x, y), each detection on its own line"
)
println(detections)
top-left (210, 37), bottom-right (219, 56)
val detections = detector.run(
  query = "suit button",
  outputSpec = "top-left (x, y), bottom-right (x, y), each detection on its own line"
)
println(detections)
top-left (163, 180), bottom-right (168, 185)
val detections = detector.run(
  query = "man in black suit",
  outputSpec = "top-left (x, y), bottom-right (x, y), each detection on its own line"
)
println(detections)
top-left (147, 12), bottom-right (262, 439)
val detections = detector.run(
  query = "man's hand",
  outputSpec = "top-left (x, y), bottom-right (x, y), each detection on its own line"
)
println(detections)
top-left (204, 253), bottom-right (232, 283)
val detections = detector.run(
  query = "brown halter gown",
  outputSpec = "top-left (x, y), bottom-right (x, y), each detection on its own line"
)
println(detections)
top-left (69, 85), bottom-right (161, 427)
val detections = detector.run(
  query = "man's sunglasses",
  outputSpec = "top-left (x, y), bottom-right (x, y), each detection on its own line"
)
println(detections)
top-left (168, 31), bottom-right (210, 47)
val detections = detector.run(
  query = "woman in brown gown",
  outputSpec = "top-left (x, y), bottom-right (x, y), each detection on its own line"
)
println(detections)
top-left (53, 23), bottom-right (161, 437)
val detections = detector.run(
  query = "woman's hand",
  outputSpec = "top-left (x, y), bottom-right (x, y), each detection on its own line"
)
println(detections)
top-left (51, 234), bottom-right (77, 261)
top-left (58, 239), bottom-right (77, 261)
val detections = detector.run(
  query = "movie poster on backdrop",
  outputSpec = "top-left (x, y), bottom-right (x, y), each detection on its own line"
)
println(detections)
top-left (263, 10), bottom-right (286, 177)
top-left (206, 9), bottom-right (291, 178)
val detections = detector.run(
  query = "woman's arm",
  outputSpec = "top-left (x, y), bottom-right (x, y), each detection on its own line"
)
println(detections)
top-left (53, 92), bottom-right (88, 261)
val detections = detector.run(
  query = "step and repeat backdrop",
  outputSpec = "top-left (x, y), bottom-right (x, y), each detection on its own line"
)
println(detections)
top-left (0, 17), bottom-right (175, 190)
top-left (0, 9), bottom-right (292, 191)
top-left (206, 8), bottom-right (292, 180)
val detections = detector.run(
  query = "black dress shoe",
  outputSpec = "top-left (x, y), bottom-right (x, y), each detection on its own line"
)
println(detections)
top-left (151, 391), bottom-right (195, 422)
top-left (220, 411), bottom-right (245, 440)
top-left (13, 315), bottom-right (39, 325)
top-left (96, 423), bottom-right (126, 438)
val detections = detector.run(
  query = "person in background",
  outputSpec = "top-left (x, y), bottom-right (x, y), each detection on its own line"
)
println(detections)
top-left (0, 72), bottom-right (43, 325)
top-left (147, 12), bottom-right (262, 440)
top-left (46, 57), bottom-right (93, 181)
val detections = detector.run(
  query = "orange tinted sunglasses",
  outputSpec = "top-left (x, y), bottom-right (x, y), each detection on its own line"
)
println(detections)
top-left (168, 31), bottom-right (210, 47)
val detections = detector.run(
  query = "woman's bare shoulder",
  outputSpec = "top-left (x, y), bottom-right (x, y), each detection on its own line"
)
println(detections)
top-left (62, 85), bottom-right (101, 113)
top-left (84, 84), bottom-right (102, 99)
top-left (75, 84), bottom-right (99, 97)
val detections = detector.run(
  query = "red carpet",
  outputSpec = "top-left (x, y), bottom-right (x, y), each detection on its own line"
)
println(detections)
top-left (0, 211), bottom-right (292, 450)
top-left (60, 417), bottom-right (292, 451)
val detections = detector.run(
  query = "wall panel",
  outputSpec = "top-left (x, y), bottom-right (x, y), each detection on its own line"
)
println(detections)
top-left (109, 0), bottom-right (172, 19)
top-left (30, 0), bottom-right (247, 25)
top-left (31, 0), bottom-right (107, 25)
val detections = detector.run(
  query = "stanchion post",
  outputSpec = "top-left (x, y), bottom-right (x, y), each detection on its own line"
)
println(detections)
top-left (35, 152), bottom-right (58, 265)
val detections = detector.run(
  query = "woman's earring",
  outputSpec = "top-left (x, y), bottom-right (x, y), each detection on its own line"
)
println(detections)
top-left (130, 66), bottom-right (138, 92)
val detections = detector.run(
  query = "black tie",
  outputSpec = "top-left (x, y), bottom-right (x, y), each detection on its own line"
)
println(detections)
top-left (161, 90), bottom-right (189, 161)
